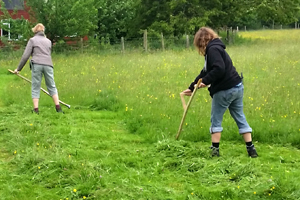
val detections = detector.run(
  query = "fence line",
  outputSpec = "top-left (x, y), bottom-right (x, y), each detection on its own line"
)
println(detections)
top-left (161, 33), bottom-right (165, 51)
top-left (143, 30), bottom-right (148, 52)
top-left (1, 26), bottom-right (299, 56)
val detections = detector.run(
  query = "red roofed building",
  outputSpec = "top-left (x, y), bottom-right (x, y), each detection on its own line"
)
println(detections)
top-left (0, 0), bottom-right (31, 41)
top-left (1, 0), bottom-right (88, 47)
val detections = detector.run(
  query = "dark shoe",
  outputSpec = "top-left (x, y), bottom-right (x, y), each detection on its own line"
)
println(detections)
top-left (247, 145), bottom-right (258, 158)
top-left (32, 109), bottom-right (39, 115)
top-left (55, 105), bottom-right (64, 113)
top-left (56, 107), bottom-right (64, 113)
top-left (210, 146), bottom-right (220, 157)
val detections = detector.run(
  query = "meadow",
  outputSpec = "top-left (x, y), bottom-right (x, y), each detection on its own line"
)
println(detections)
top-left (0, 29), bottom-right (300, 199)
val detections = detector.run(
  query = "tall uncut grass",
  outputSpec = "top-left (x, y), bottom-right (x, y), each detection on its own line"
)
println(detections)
top-left (1, 29), bottom-right (300, 200)
top-left (2, 29), bottom-right (300, 146)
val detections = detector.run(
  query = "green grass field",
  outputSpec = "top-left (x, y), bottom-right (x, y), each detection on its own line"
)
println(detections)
top-left (1, 29), bottom-right (300, 199)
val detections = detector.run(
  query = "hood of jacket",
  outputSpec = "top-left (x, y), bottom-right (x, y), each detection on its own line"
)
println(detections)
top-left (205, 38), bottom-right (226, 55)
top-left (35, 31), bottom-right (45, 37)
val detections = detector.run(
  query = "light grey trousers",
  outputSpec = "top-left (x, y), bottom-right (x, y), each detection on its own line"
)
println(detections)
top-left (31, 64), bottom-right (58, 98)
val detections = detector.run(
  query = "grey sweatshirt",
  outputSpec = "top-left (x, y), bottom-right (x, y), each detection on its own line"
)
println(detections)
top-left (17, 31), bottom-right (53, 71)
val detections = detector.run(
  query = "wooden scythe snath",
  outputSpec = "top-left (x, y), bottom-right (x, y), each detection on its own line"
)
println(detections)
top-left (8, 69), bottom-right (71, 109)
top-left (176, 78), bottom-right (202, 140)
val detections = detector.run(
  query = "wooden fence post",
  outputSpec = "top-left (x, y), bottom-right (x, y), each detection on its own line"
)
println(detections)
top-left (121, 37), bottom-right (125, 54)
top-left (226, 28), bottom-right (230, 43)
top-left (230, 27), bottom-right (233, 44)
top-left (161, 33), bottom-right (165, 51)
top-left (186, 34), bottom-right (189, 49)
top-left (244, 26), bottom-right (246, 31)
top-left (232, 28), bottom-right (235, 44)
top-left (143, 30), bottom-right (148, 52)
top-left (80, 37), bottom-right (83, 54)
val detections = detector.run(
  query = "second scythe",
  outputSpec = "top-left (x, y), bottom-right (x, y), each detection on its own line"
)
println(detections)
top-left (176, 78), bottom-right (202, 140)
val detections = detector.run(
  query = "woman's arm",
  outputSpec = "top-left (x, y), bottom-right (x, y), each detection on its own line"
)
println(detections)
top-left (16, 39), bottom-right (33, 72)
top-left (188, 69), bottom-right (206, 91)
top-left (201, 47), bottom-right (225, 85)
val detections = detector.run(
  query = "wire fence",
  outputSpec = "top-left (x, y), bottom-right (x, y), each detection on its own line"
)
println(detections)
top-left (49, 29), bottom-right (238, 54)
top-left (1, 25), bottom-right (299, 58)
top-left (0, 33), bottom-right (199, 58)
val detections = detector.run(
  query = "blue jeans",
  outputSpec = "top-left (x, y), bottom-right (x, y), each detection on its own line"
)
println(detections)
top-left (210, 84), bottom-right (252, 134)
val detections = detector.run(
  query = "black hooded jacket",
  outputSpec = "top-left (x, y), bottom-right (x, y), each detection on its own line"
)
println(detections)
top-left (188, 38), bottom-right (242, 97)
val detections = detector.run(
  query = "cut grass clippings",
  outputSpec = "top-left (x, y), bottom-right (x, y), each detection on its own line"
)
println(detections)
top-left (1, 29), bottom-right (300, 199)
top-left (0, 105), bottom-right (300, 199)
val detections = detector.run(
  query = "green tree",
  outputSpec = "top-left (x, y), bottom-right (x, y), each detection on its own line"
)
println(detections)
top-left (168, 0), bottom-right (212, 35)
top-left (205, 0), bottom-right (253, 28)
top-left (130, 0), bottom-right (215, 37)
top-left (96, 0), bottom-right (135, 43)
top-left (256, 0), bottom-right (300, 27)
top-left (129, 0), bottom-right (172, 37)
top-left (26, 0), bottom-right (98, 42)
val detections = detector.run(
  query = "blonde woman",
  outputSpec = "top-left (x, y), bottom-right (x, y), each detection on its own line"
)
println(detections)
top-left (13, 23), bottom-right (63, 114)
top-left (181, 27), bottom-right (257, 158)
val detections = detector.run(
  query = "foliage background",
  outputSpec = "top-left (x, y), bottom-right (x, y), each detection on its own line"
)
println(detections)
top-left (1, 0), bottom-right (300, 46)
